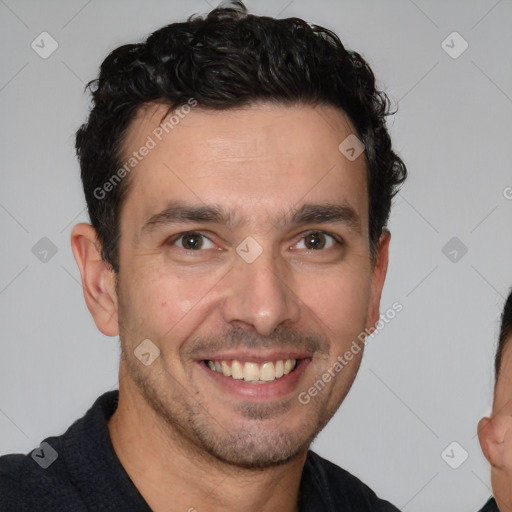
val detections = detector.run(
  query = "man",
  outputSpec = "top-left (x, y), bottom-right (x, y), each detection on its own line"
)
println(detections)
top-left (0, 1), bottom-right (406, 510)
top-left (478, 289), bottom-right (512, 511)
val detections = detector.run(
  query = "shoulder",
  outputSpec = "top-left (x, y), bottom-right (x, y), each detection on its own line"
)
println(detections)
top-left (477, 497), bottom-right (499, 511)
top-left (0, 436), bottom-right (85, 511)
top-left (0, 452), bottom-right (24, 508)
top-left (0, 391), bottom-right (119, 511)
top-left (304, 451), bottom-right (400, 511)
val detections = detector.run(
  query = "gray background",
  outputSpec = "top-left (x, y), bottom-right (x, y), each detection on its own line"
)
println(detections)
top-left (1, 0), bottom-right (511, 510)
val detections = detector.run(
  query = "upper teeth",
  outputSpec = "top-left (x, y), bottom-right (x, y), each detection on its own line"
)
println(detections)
top-left (207, 359), bottom-right (297, 382)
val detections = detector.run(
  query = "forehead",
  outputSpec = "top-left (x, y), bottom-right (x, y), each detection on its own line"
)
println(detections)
top-left (119, 101), bottom-right (369, 233)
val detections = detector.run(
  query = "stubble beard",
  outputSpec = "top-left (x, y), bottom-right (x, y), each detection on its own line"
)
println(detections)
top-left (120, 342), bottom-right (338, 469)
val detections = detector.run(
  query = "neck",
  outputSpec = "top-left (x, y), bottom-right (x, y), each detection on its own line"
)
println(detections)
top-left (108, 373), bottom-right (307, 512)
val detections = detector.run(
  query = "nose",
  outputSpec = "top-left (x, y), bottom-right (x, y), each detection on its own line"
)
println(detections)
top-left (221, 245), bottom-right (301, 337)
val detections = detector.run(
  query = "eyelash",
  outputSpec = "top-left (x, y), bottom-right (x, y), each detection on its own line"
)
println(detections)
top-left (166, 230), bottom-right (343, 252)
top-left (169, 231), bottom-right (216, 251)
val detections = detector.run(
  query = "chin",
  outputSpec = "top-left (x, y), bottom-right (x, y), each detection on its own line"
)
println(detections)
top-left (187, 406), bottom-right (329, 469)
top-left (194, 427), bottom-right (312, 469)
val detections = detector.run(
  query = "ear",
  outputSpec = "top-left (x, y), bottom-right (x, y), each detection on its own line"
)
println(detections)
top-left (71, 223), bottom-right (119, 336)
top-left (478, 414), bottom-right (512, 470)
top-left (366, 230), bottom-right (391, 328)
top-left (478, 417), bottom-right (493, 464)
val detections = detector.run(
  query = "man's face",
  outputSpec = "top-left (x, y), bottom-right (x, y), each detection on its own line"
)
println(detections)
top-left (112, 102), bottom-right (388, 468)
top-left (480, 340), bottom-right (512, 510)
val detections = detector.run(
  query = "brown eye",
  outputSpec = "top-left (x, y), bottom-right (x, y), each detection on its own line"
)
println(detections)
top-left (303, 232), bottom-right (326, 249)
top-left (173, 232), bottom-right (214, 250)
top-left (293, 231), bottom-right (340, 251)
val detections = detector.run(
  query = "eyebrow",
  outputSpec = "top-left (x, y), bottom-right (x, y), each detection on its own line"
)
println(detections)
top-left (140, 200), bottom-right (361, 235)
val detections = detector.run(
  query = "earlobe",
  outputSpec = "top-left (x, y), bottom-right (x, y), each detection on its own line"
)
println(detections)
top-left (71, 223), bottom-right (119, 336)
top-left (478, 415), bottom-right (512, 470)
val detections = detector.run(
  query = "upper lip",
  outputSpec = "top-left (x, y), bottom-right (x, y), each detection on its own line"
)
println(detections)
top-left (195, 350), bottom-right (312, 363)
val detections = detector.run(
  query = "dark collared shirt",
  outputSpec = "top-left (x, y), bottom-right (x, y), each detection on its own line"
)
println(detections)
top-left (0, 391), bottom-right (399, 511)
top-left (478, 497), bottom-right (499, 511)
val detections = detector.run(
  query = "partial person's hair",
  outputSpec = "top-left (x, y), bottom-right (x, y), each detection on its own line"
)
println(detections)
top-left (75, 0), bottom-right (407, 273)
top-left (495, 288), bottom-right (512, 379)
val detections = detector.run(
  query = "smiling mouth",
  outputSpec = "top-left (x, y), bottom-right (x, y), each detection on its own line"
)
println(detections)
top-left (205, 359), bottom-right (298, 383)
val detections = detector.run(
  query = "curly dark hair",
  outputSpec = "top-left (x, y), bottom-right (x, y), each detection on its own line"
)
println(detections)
top-left (75, 0), bottom-right (407, 272)
top-left (495, 288), bottom-right (512, 380)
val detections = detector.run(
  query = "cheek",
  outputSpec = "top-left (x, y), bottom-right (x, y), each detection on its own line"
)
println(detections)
top-left (120, 265), bottom-right (224, 342)
top-left (297, 267), bottom-right (372, 341)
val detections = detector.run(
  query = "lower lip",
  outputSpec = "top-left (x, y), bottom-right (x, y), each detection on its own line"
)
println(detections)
top-left (199, 359), bottom-right (310, 400)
